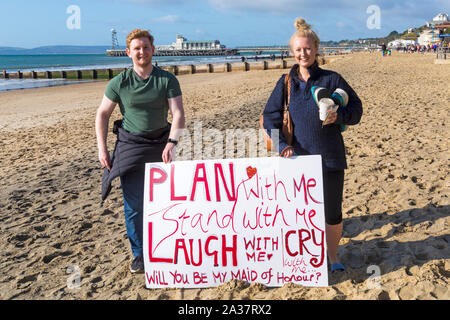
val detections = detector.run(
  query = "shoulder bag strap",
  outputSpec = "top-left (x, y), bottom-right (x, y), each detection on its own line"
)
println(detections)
top-left (283, 73), bottom-right (291, 111)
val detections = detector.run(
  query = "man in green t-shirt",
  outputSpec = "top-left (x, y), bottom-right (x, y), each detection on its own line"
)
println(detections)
top-left (95, 29), bottom-right (185, 273)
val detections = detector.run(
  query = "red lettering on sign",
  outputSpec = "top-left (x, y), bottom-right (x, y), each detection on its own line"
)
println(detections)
top-left (189, 239), bottom-right (202, 266)
top-left (274, 173), bottom-right (291, 202)
top-left (170, 164), bottom-right (187, 201)
top-left (172, 235), bottom-right (237, 267)
top-left (293, 174), bottom-right (308, 204)
top-left (310, 229), bottom-right (325, 268)
top-left (146, 270), bottom-right (168, 285)
top-left (193, 272), bottom-right (208, 284)
top-left (293, 174), bottom-right (321, 205)
top-left (205, 235), bottom-right (219, 266)
top-left (174, 239), bottom-right (190, 265)
top-left (307, 178), bottom-right (321, 204)
top-left (149, 167), bottom-right (167, 202)
top-left (222, 235), bottom-right (238, 267)
top-left (284, 228), bottom-right (325, 268)
top-left (273, 204), bottom-right (290, 226)
top-left (214, 163), bottom-right (236, 201)
top-left (148, 222), bottom-right (173, 263)
top-left (285, 230), bottom-right (298, 256)
top-left (190, 163), bottom-right (211, 201)
top-left (298, 229), bottom-right (312, 256)
top-left (284, 229), bottom-right (313, 256)
top-left (308, 209), bottom-right (323, 232)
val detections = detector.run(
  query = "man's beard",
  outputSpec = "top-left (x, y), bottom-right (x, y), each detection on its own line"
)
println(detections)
top-left (135, 56), bottom-right (152, 68)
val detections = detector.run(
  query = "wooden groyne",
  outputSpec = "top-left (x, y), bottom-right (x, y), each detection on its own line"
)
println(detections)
top-left (161, 59), bottom-right (297, 75)
top-left (1, 68), bottom-right (123, 80)
top-left (0, 61), bottom-right (291, 80)
top-left (0, 55), bottom-right (333, 81)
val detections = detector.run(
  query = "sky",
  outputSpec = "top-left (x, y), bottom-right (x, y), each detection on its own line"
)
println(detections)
top-left (0, 0), bottom-right (448, 48)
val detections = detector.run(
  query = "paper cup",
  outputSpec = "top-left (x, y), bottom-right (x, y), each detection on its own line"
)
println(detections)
top-left (319, 98), bottom-right (334, 121)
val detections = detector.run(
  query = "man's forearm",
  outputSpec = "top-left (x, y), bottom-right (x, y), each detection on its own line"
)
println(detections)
top-left (95, 112), bottom-right (110, 152)
top-left (169, 96), bottom-right (185, 140)
top-left (169, 116), bottom-right (184, 140)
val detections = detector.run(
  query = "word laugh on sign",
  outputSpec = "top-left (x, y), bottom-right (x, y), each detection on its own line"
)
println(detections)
top-left (143, 155), bottom-right (328, 288)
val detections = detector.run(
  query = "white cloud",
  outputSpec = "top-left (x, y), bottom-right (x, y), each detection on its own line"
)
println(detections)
top-left (205, 0), bottom-right (366, 14)
top-left (207, 0), bottom-right (310, 13)
top-left (127, 0), bottom-right (185, 4)
top-left (206, 0), bottom-right (449, 18)
top-left (154, 15), bottom-right (180, 23)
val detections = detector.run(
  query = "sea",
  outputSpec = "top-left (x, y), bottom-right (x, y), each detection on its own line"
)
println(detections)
top-left (0, 52), bottom-right (279, 91)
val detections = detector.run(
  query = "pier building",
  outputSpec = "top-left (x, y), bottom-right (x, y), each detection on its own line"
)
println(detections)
top-left (107, 33), bottom-right (233, 56)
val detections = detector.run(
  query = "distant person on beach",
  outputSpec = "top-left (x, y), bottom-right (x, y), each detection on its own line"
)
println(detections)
top-left (381, 43), bottom-right (386, 56)
top-left (262, 18), bottom-right (363, 273)
top-left (95, 28), bottom-right (185, 274)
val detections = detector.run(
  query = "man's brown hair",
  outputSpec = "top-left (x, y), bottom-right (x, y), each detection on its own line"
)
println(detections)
top-left (126, 28), bottom-right (154, 48)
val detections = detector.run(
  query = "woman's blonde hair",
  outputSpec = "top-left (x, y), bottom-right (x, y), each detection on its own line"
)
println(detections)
top-left (289, 18), bottom-right (320, 50)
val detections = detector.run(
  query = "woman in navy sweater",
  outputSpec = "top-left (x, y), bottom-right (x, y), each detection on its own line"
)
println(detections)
top-left (263, 18), bottom-right (363, 273)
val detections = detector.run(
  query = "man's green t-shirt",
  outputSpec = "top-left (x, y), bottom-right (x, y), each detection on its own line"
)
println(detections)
top-left (105, 67), bottom-right (182, 134)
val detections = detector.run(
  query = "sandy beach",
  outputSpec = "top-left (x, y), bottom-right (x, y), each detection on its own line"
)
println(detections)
top-left (0, 52), bottom-right (448, 300)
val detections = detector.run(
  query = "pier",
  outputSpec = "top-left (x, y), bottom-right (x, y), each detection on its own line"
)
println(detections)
top-left (107, 48), bottom-right (238, 57)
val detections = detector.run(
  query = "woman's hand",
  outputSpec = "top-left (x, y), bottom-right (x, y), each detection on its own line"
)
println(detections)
top-left (280, 146), bottom-right (294, 158)
top-left (322, 110), bottom-right (338, 126)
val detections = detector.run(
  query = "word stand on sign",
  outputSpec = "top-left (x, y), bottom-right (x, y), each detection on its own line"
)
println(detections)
top-left (143, 155), bottom-right (328, 288)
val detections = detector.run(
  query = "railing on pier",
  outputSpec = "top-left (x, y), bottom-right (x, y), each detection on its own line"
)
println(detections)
top-left (106, 48), bottom-right (238, 57)
top-left (106, 49), bottom-right (127, 57)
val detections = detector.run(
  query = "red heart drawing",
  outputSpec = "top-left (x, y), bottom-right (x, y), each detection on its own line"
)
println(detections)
top-left (246, 166), bottom-right (257, 179)
top-left (267, 254), bottom-right (273, 260)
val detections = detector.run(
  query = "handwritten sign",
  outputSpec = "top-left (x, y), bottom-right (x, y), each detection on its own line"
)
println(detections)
top-left (143, 155), bottom-right (328, 288)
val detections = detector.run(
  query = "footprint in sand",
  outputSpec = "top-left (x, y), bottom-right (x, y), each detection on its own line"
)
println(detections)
top-left (341, 247), bottom-right (365, 268)
top-left (42, 250), bottom-right (73, 264)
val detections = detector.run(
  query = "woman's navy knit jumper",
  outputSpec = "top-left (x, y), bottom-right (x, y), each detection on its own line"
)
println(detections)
top-left (262, 62), bottom-right (363, 171)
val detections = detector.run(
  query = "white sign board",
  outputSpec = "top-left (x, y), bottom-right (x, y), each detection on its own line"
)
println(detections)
top-left (143, 155), bottom-right (328, 288)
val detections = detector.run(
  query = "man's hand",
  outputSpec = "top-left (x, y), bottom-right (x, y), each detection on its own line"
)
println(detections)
top-left (163, 95), bottom-right (185, 163)
top-left (95, 94), bottom-right (117, 170)
top-left (162, 142), bottom-right (176, 163)
top-left (99, 148), bottom-right (111, 171)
